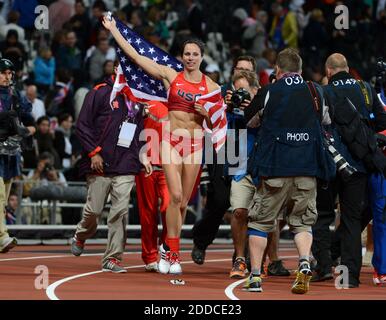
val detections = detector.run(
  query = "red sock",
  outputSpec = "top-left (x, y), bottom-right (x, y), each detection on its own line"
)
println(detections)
top-left (166, 237), bottom-right (180, 254)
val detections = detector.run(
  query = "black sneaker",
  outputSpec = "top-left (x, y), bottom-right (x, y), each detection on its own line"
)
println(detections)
top-left (191, 245), bottom-right (206, 265)
top-left (310, 258), bottom-right (318, 272)
top-left (268, 260), bottom-right (290, 276)
top-left (311, 271), bottom-right (334, 282)
top-left (348, 282), bottom-right (359, 288)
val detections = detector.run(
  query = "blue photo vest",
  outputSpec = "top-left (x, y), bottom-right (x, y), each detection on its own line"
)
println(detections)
top-left (253, 75), bottom-right (334, 179)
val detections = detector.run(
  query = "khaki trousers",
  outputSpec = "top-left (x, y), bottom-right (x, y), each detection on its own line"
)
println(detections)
top-left (75, 175), bottom-right (135, 265)
top-left (0, 178), bottom-right (12, 241)
top-left (248, 176), bottom-right (317, 233)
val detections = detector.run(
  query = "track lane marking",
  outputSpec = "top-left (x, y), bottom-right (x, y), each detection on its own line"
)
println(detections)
top-left (46, 258), bottom-right (231, 300)
top-left (1, 247), bottom-right (299, 300)
top-left (0, 247), bottom-right (295, 262)
top-left (224, 255), bottom-right (299, 300)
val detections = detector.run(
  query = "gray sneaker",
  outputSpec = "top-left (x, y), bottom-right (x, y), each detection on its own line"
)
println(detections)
top-left (145, 262), bottom-right (159, 272)
top-left (71, 237), bottom-right (85, 256)
top-left (102, 258), bottom-right (127, 273)
top-left (0, 237), bottom-right (17, 253)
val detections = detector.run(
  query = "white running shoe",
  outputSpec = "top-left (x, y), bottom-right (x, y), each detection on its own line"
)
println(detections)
top-left (169, 252), bottom-right (182, 275)
top-left (373, 271), bottom-right (386, 286)
top-left (158, 243), bottom-right (171, 274)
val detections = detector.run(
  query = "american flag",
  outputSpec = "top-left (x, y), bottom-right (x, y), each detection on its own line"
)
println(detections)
top-left (110, 18), bottom-right (227, 152)
top-left (197, 90), bottom-right (227, 152)
top-left (110, 19), bottom-right (183, 104)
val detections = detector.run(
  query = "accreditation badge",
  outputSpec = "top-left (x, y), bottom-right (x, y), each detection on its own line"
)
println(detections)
top-left (117, 121), bottom-right (137, 148)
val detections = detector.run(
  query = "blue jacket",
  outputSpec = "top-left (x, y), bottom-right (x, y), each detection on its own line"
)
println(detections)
top-left (219, 83), bottom-right (259, 182)
top-left (0, 86), bottom-right (34, 179)
top-left (34, 57), bottom-right (55, 86)
top-left (12, 0), bottom-right (38, 29)
top-left (226, 112), bottom-right (258, 182)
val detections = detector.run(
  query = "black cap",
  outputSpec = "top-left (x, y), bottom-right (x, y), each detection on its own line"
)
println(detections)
top-left (0, 58), bottom-right (14, 72)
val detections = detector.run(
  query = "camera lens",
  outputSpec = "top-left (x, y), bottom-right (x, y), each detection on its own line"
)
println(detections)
top-left (230, 88), bottom-right (251, 109)
top-left (325, 138), bottom-right (356, 179)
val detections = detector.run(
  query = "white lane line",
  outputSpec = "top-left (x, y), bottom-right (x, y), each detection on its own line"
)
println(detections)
top-left (0, 247), bottom-right (297, 262)
top-left (4, 247), bottom-right (299, 300)
top-left (0, 248), bottom-right (240, 262)
top-left (224, 255), bottom-right (299, 300)
top-left (46, 269), bottom-right (106, 300)
top-left (0, 252), bottom-right (138, 262)
top-left (46, 258), bottom-right (231, 300)
top-left (225, 279), bottom-right (245, 300)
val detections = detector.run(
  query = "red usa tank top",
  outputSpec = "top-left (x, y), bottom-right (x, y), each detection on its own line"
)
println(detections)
top-left (168, 72), bottom-right (208, 114)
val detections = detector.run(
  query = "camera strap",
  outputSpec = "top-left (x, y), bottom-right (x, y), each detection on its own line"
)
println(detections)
top-left (306, 81), bottom-right (322, 121)
top-left (10, 87), bottom-right (21, 112)
top-left (357, 80), bottom-right (372, 111)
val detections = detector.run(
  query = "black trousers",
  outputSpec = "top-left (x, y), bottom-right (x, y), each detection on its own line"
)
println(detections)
top-left (311, 181), bottom-right (338, 275)
top-left (312, 172), bottom-right (369, 285)
top-left (192, 165), bottom-right (231, 250)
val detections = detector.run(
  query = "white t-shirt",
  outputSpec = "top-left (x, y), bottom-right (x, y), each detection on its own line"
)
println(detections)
top-left (31, 98), bottom-right (46, 121)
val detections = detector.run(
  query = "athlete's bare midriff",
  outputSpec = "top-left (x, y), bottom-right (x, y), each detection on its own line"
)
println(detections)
top-left (167, 110), bottom-right (204, 138)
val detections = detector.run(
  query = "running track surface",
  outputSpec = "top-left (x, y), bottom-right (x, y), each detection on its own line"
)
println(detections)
top-left (0, 244), bottom-right (384, 300)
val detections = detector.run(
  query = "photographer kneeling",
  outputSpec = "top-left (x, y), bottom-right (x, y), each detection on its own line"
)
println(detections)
top-left (24, 152), bottom-right (67, 224)
top-left (24, 152), bottom-right (67, 191)
top-left (0, 58), bottom-right (35, 253)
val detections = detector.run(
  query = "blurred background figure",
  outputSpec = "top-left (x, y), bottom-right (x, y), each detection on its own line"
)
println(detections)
top-left (26, 85), bottom-right (45, 121)
top-left (34, 47), bottom-right (56, 97)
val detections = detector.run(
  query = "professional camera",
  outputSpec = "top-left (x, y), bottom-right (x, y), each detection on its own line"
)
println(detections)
top-left (228, 88), bottom-right (251, 115)
top-left (376, 133), bottom-right (386, 149)
top-left (0, 135), bottom-right (22, 155)
top-left (42, 163), bottom-right (54, 174)
top-left (0, 107), bottom-right (30, 155)
top-left (269, 71), bottom-right (277, 83)
top-left (376, 58), bottom-right (386, 80)
top-left (324, 134), bottom-right (357, 179)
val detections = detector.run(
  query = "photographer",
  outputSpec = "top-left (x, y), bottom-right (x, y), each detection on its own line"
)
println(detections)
top-left (24, 152), bottom-right (67, 196)
top-left (191, 56), bottom-right (256, 267)
top-left (23, 152), bottom-right (67, 225)
top-left (225, 70), bottom-right (260, 279)
top-left (0, 58), bottom-right (35, 253)
top-left (243, 48), bottom-right (332, 294)
top-left (319, 53), bottom-right (386, 288)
